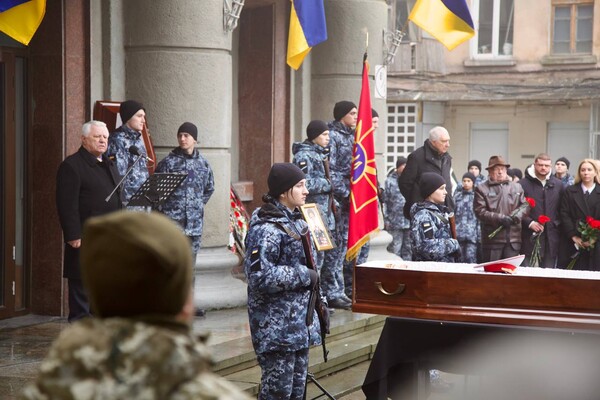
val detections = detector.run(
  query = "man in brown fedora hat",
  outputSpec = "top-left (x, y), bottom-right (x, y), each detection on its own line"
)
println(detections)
top-left (474, 155), bottom-right (529, 262)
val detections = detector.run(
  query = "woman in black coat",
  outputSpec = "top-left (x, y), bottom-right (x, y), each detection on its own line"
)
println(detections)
top-left (559, 159), bottom-right (600, 270)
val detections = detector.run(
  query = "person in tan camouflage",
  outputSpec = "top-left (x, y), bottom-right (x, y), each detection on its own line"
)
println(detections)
top-left (20, 211), bottom-right (250, 400)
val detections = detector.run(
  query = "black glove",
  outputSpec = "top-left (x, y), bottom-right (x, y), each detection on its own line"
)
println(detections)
top-left (308, 269), bottom-right (319, 289)
top-left (500, 216), bottom-right (513, 228)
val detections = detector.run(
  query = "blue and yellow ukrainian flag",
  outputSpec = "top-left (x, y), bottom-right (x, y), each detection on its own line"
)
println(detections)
top-left (0, 0), bottom-right (46, 45)
top-left (409, 0), bottom-right (474, 50)
top-left (286, 0), bottom-right (327, 70)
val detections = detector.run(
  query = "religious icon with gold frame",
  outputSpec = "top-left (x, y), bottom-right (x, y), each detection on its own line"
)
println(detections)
top-left (300, 203), bottom-right (334, 251)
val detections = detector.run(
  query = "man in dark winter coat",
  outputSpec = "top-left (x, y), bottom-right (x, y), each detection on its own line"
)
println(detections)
top-left (520, 154), bottom-right (564, 268)
top-left (56, 120), bottom-right (122, 322)
top-left (399, 126), bottom-right (454, 219)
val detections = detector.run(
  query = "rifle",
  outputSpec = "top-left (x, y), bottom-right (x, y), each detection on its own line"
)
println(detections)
top-left (322, 157), bottom-right (337, 216)
top-left (448, 212), bottom-right (457, 240)
top-left (300, 226), bottom-right (330, 362)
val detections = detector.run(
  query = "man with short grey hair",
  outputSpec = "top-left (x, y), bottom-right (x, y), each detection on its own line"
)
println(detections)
top-left (399, 126), bottom-right (454, 220)
top-left (56, 120), bottom-right (122, 322)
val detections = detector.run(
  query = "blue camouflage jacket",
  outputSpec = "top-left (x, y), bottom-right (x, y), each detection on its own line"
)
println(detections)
top-left (553, 173), bottom-right (574, 188)
top-left (383, 171), bottom-right (410, 230)
top-left (410, 201), bottom-right (460, 262)
top-left (155, 147), bottom-right (214, 237)
top-left (107, 125), bottom-right (149, 204)
top-left (244, 201), bottom-right (321, 354)
top-left (453, 188), bottom-right (481, 244)
top-left (292, 141), bottom-right (335, 231)
top-left (328, 120), bottom-right (354, 208)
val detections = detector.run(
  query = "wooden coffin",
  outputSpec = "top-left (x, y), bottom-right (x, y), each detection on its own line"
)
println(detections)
top-left (352, 258), bottom-right (600, 329)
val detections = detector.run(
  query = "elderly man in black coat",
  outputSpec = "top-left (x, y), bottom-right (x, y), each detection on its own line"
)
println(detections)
top-left (56, 120), bottom-right (122, 322)
top-left (399, 126), bottom-right (454, 219)
top-left (520, 154), bottom-right (564, 268)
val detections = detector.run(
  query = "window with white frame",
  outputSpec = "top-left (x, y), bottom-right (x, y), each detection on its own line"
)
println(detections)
top-left (385, 103), bottom-right (417, 173)
top-left (552, 0), bottom-right (593, 54)
top-left (472, 0), bottom-right (514, 57)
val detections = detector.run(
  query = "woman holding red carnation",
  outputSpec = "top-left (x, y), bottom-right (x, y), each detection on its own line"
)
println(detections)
top-left (559, 159), bottom-right (600, 270)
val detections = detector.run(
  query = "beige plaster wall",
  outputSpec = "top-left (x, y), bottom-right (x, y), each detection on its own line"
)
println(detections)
top-left (446, 102), bottom-right (591, 174)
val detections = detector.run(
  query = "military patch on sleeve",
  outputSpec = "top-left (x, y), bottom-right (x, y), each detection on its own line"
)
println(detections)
top-left (250, 248), bottom-right (261, 272)
top-left (299, 161), bottom-right (308, 174)
top-left (421, 222), bottom-right (434, 239)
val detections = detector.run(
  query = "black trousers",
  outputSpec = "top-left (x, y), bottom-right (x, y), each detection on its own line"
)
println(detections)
top-left (67, 278), bottom-right (91, 322)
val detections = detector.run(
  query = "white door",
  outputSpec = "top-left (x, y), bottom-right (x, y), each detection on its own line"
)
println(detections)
top-left (547, 122), bottom-right (589, 176)
top-left (470, 122), bottom-right (509, 170)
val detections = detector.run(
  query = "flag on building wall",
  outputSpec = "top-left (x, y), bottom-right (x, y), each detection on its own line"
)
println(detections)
top-left (286, 0), bottom-right (327, 70)
top-left (347, 53), bottom-right (379, 261)
top-left (408, 0), bottom-right (474, 50)
top-left (0, 0), bottom-right (46, 46)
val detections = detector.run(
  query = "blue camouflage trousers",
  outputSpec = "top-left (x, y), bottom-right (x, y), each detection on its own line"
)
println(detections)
top-left (256, 347), bottom-right (309, 400)
top-left (459, 240), bottom-right (478, 264)
top-left (387, 229), bottom-right (412, 260)
top-left (189, 235), bottom-right (200, 289)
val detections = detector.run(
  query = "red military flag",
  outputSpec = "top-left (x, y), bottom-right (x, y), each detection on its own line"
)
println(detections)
top-left (346, 53), bottom-right (379, 261)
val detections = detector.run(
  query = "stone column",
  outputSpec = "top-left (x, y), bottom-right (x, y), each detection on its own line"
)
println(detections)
top-left (122, 0), bottom-right (246, 309)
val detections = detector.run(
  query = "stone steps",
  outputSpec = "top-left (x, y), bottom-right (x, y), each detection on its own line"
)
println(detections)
top-left (213, 311), bottom-right (385, 397)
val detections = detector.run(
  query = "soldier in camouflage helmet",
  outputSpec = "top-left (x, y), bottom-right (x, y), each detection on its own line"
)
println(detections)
top-left (107, 100), bottom-right (150, 205)
top-left (292, 120), bottom-right (349, 309)
top-left (20, 211), bottom-right (250, 400)
top-left (244, 163), bottom-right (323, 399)
top-left (410, 172), bottom-right (460, 262)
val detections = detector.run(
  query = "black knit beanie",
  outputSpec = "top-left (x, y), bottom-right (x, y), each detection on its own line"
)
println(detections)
top-left (120, 100), bottom-right (145, 125)
top-left (178, 122), bottom-right (198, 141)
top-left (468, 160), bottom-right (482, 172)
top-left (556, 156), bottom-right (570, 169)
top-left (462, 172), bottom-right (477, 183)
top-left (306, 120), bottom-right (329, 141)
top-left (333, 101), bottom-right (357, 121)
top-left (420, 172), bottom-right (446, 199)
top-left (396, 157), bottom-right (407, 168)
top-left (268, 163), bottom-right (306, 197)
top-left (372, 108), bottom-right (379, 118)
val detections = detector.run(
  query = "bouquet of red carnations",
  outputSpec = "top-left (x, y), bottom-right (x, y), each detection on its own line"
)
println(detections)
top-left (529, 214), bottom-right (550, 268)
top-left (567, 216), bottom-right (600, 270)
top-left (488, 197), bottom-right (535, 239)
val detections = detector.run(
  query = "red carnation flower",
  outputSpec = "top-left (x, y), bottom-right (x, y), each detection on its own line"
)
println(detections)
top-left (538, 215), bottom-right (550, 225)
top-left (526, 197), bottom-right (535, 208)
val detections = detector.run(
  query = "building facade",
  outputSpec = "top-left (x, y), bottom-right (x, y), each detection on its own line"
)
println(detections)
top-left (0, 0), bottom-right (389, 320)
top-left (385, 0), bottom-right (600, 177)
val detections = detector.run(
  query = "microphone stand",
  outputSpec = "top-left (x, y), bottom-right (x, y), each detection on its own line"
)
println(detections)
top-left (105, 154), bottom-right (143, 203)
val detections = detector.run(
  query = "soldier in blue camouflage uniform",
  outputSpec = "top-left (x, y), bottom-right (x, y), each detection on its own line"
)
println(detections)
top-left (410, 172), bottom-right (460, 262)
top-left (20, 211), bottom-right (250, 400)
top-left (468, 159), bottom-right (487, 186)
top-left (553, 156), bottom-right (575, 187)
top-left (326, 101), bottom-right (370, 301)
top-left (293, 120), bottom-right (351, 310)
top-left (107, 100), bottom-right (150, 205)
top-left (244, 163), bottom-right (323, 399)
top-left (454, 172), bottom-right (481, 263)
top-left (156, 122), bottom-right (215, 263)
top-left (383, 157), bottom-right (412, 260)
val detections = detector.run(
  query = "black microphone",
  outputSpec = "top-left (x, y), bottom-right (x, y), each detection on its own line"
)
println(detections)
top-left (129, 145), bottom-right (153, 162)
